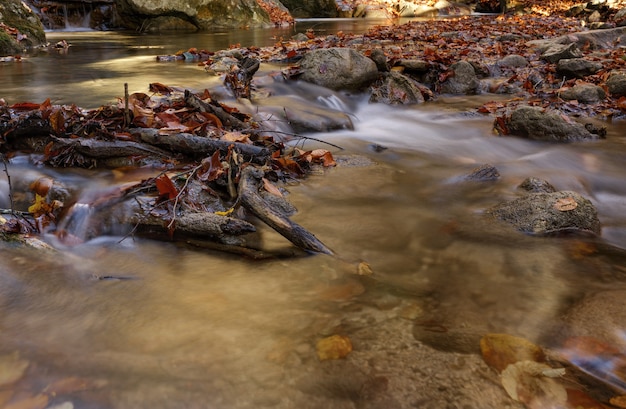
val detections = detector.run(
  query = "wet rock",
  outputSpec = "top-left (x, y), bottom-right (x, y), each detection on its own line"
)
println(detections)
top-left (497, 54), bottom-right (529, 69)
top-left (369, 71), bottom-right (425, 105)
top-left (297, 48), bottom-right (379, 91)
top-left (505, 106), bottom-right (597, 142)
top-left (556, 58), bottom-right (603, 78)
top-left (540, 43), bottom-right (582, 63)
top-left (369, 48), bottom-right (389, 72)
top-left (518, 177), bottom-right (556, 194)
top-left (559, 84), bottom-right (606, 104)
top-left (440, 60), bottom-right (479, 95)
top-left (606, 73), bottom-right (626, 97)
top-left (488, 191), bottom-right (601, 236)
top-left (463, 164), bottom-right (501, 182)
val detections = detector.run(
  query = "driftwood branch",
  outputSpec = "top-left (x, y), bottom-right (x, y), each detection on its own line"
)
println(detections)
top-left (238, 166), bottom-right (333, 255)
top-left (135, 128), bottom-right (271, 164)
top-left (184, 90), bottom-right (248, 130)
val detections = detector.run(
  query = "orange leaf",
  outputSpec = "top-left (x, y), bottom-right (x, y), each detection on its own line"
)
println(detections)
top-left (310, 149), bottom-right (336, 167)
top-left (155, 174), bottom-right (178, 200)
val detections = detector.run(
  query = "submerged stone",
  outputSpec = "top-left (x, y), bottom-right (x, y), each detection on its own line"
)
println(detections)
top-left (488, 191), bottom-right (601, 236)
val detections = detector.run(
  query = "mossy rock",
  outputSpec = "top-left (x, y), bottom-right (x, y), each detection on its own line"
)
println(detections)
top-left (0, 0), bottom-right (46, 56)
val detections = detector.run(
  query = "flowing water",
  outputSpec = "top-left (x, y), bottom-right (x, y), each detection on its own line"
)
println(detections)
top-left (1, 20), bottom-right (626, 409)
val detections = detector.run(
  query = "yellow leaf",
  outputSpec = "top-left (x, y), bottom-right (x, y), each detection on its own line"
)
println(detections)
top-left (215, 207), bottom-right (234, 217)
top-left (316, 335), bottom-right (352, 360)
top-left (27, 194), bottom-right (49, 216)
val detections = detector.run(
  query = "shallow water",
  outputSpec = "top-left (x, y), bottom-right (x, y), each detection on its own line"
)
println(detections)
top-left (1, 21), bottom-right (626, 409)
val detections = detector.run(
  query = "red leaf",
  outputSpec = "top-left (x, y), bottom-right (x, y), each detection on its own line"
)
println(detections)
top-left (10, 102), bottom-right (41, 111)
top-left (155, 174), bottom-right (178, 200)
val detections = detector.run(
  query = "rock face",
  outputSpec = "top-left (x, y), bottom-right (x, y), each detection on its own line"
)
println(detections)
top-left (297, 48), bottom-right (379, 91)
top-left (505, 106), bottom-right (597, 142)
top-left (114, 0), bottom-right (274, 30)
top-left (488, 190), bottom-right (601, 236)
top-left (279, 0), bottom-right (338, 17)
top-left (0, 0), bottom-right (46, 55)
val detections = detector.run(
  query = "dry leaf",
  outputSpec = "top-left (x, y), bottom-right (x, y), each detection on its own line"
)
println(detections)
top-left (480, 333), bottom-right (545, 373)
top-left (262, 178), bottom-right (283, 197)
top-left (501, 361), bottom-right (567, 408)
top-left (554, 197), bottom-right (578, 211)
top-left (316, 335), bottom-right (352, 360)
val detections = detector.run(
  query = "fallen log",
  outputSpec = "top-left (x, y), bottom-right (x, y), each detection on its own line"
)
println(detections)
top-left (49, 136), bottom-right (172, 159)
top-left (128, 210), bottom-right (256, 244)
top-left (238, 166), bottom-right (333, 255)
top-left (135, 128), bottom-right (271, 164)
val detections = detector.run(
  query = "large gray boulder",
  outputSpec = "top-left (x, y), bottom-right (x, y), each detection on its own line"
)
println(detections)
top-left (488, 190), bottom-right (601, 236)
top-left (114, 0), bottom-right (276, 30)
top-left (440, 60), bottom-right (479, 95)
top-left (504, 106), bottom-right (597, 142)
top-left (0, 0), bottom-right (46, 55)
top-left (297, 48), bottom-right (379, 91)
